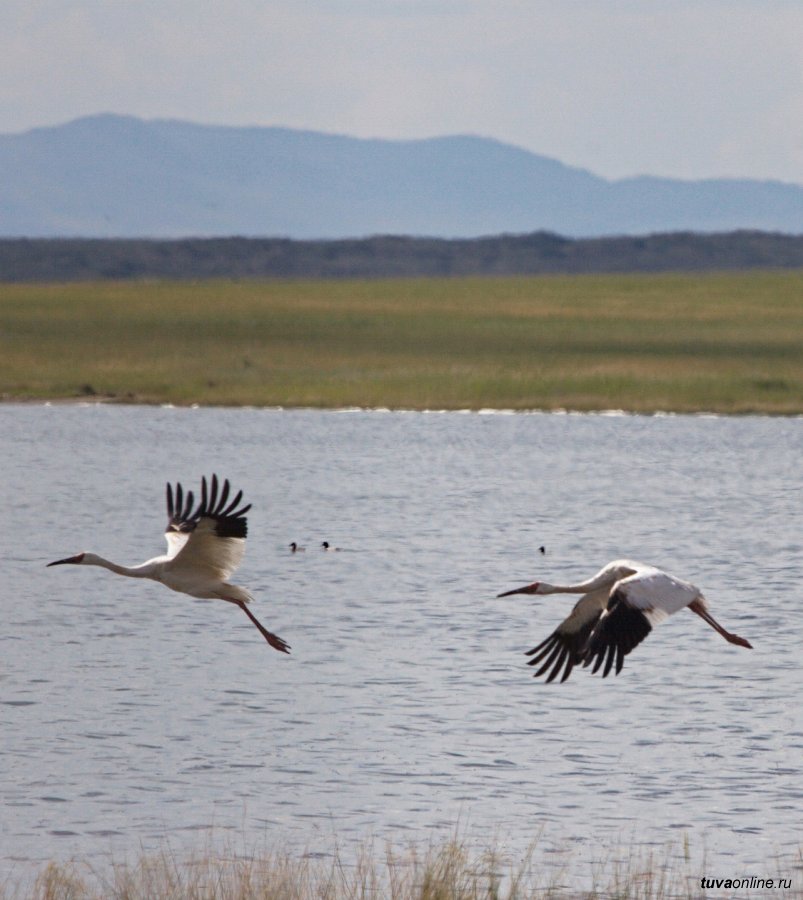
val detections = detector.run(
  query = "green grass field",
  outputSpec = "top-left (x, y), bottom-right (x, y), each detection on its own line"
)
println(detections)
top-left (2, 271), bottom-right (802, 412)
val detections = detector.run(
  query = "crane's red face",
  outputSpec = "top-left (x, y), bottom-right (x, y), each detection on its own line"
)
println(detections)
top-left (47, 552), bottom-right (85, 567)
top-left (497, 581), bottom-right (540, 598)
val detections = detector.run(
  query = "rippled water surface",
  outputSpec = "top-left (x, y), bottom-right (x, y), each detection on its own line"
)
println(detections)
top-left (1, 406), bottom-right (801, 882)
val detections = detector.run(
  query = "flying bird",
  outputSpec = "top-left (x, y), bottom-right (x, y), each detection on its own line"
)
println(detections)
top-left (498, 559), bottom-right (751, 682)
top-left (47, 474), bottom-right (290, 653)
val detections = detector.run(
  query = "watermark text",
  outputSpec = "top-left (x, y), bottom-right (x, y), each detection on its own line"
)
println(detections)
top-left (701, 876), bottom-right (791, 891)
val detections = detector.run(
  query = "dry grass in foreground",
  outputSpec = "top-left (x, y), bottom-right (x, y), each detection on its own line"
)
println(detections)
top-left (4, 838), bottom-right (801, 900)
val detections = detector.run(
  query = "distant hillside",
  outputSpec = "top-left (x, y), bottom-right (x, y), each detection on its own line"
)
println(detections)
top-left (2, 114), bottom-right (803, 239)
top-left (3, 232), bottom-right (803, 282)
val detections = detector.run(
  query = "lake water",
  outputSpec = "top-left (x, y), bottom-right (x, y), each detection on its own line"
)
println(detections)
top-left (1, 405), bottom-right (801, 888)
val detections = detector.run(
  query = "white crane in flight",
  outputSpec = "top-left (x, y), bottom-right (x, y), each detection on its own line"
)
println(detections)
top-left (498, 559), bottom-right (751, 682)
top-left (48, 474), bottom-right (290, 654)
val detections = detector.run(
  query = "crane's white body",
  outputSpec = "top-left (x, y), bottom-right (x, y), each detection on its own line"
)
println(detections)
top-left (499, 558), bottom-right (751, 682)
top-left (48, 476), bottom-right (289, 653)
top-left (541, 558), bottom-right (701, 615)
top-left (77, 548), bottom-right (253, 605)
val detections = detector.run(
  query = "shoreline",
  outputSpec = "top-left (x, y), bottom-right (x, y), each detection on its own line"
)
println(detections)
top-left (4, 397), bottom-right (803, 418)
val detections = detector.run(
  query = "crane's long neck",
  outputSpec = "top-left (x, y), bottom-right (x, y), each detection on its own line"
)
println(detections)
top-left (81, 553), bottom-right (155, 579)
top-left (539, 573), bottom-right (617, 595)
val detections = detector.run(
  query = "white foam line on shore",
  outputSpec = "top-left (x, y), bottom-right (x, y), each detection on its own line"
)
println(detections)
top-left (24, 401), bottom-right (803, 419)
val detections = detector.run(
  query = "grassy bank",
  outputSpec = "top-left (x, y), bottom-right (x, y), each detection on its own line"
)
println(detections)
top-left (2, 272), bottom-right (802, 412)
top-left (6, 837), bottom-right (801, 900)
top-left (7, 841), bottom-right (803, 900)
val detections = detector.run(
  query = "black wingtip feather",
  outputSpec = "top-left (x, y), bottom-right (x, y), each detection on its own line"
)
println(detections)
top-left (526, 636), bottom-right (558, 666)
top-left (559, 654), bottom-right (574, 683)
top-left (525, 604), bottom-right (606, 684)
top-left (218, 478), bottom-right (230, 511)
top-left (546, 649), bottom-right (570, 683)
top-left (222, 489), bottom-right (244, 517)
top-left (533, 642), bottom-right (564, 679)
top-left (602, 643), bottom-right (616, 677)
top-left (581, 590), bottom-right (653, 678)
top-left (165, 475), bottom-right (251, 538)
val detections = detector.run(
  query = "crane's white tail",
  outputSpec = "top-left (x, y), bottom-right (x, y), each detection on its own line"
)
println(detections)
top-left (218, 583), bottom-right (254, 604)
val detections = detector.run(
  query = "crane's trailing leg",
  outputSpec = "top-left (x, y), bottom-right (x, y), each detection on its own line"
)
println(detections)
top-left (688, 599), bottom-right (752, 649)
top-left (227, 598), bottom-right (291, 653)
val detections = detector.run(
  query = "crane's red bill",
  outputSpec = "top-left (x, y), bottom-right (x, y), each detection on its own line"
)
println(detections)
top-left (497, 582), bottom-right (538, 597)
top-left (47, 553), bottom-right (84, 567)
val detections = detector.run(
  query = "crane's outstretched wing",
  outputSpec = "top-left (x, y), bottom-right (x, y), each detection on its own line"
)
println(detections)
top-left (581, 569), bottom-right (685, 677)
top-left (580, 589), bottom-right (654, 677)
top-left (525, 588), bottom-right (609, 683)
top-left (164, 474), bottom-right (252, 581)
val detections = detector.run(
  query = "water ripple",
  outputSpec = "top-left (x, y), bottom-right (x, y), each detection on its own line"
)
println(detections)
top-left (1, 406), bottom-right (801, 881)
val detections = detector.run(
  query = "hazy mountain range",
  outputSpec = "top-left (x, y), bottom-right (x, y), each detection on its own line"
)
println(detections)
top-left (2, 114), bottom-right (803, 239)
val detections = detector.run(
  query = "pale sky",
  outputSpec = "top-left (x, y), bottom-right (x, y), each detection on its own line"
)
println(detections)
top-left (3, 0), bottom-right (803, 184)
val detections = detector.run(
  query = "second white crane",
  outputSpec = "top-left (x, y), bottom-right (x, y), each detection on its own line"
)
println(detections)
top-left (498, 559), bottom-right (751, 682)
